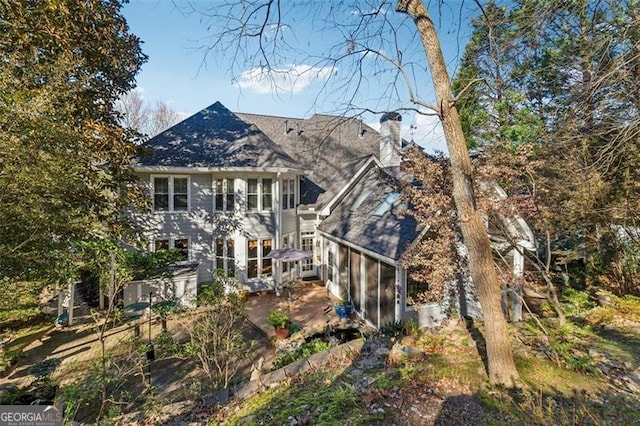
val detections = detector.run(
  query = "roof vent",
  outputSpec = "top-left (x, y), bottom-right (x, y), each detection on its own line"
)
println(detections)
top-left (284, 120), bottom-right (292, 135)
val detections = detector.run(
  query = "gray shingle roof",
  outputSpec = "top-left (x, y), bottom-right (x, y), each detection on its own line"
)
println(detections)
top-left (236, 112), bottom-right (380, 208)
top-left (318, 164), bottom-right (425, 261)
top-left (135, 102), bottom-right (301, 170)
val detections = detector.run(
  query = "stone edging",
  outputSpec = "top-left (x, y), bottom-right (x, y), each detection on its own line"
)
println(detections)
top-left (234, 337), bottom-right (365, 401)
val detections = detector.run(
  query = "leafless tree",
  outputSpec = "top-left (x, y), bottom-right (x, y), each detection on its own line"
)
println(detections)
top-left (148, 100), bottom-right (182, 137)
top-left (182, 0), bottom-right (518, 386)
top-left (116, 90), bottom-right (181, 138)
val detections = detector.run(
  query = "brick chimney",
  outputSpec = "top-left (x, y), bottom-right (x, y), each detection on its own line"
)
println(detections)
top-left (379, 112), bottom-right (402, 167)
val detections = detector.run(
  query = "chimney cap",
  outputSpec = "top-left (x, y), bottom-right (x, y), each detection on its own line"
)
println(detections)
top-left (380, 112), bottom-right (402, 123)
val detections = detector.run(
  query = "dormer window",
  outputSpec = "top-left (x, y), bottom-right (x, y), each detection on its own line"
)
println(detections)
top-left (152, 176), bottom-right (189, 212)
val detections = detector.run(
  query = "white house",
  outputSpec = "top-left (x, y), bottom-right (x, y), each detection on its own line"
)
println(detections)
top-left (131, 102), bottom-right (535, 329)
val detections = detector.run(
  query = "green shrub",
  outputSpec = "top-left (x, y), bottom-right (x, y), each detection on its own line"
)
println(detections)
top-left (0, 281), bottom-right (49, 330)
top-left (267, 309), bottom-right (291, 329)
top-left (402, 319), bottom-right (420, 336)
top-left (613, 294), bottom-right (640, 322)
top-left (380, 320), bottom-right (412, 337)
top-left (271, 340), bottom-right (332, 370)
top-left (416, 334), bottom-right (445, 352)
top-left (197, 280), bottom-right (223, 306)
top-left (154, 330), bottom-right (182, 358)
top-left (561, 288), bottom-right (595, 316)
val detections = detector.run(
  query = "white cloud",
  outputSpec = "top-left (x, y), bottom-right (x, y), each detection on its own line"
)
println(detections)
top-left (366, 113), bottom-right (449, 155)
top-left (350, 6), bottom-right (388, 16)
top-left (176, 111), bottom-right (191, 122)
top-left (369, 112), bottom-right (448, 155)
top-left (408, 113), bottom-right (447, 155)
top-left (234, 64), bottom-right (335, 95)
top-left (128, 86), bottom-right (145, 98)
top-left (267, 23), bottom-right (290, 34)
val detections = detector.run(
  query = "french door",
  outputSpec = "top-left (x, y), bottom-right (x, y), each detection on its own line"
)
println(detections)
top-left (300, 232), bottom-right (315, 277)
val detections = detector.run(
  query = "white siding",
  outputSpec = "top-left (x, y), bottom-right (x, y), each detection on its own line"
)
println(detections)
top-left (133, 171), bottom-right (303, 290)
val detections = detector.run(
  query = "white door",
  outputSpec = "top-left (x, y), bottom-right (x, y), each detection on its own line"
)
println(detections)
top-left (300, 232), bottom-right (315, 278)
top-left (326, 244), bottom-right (339, 296)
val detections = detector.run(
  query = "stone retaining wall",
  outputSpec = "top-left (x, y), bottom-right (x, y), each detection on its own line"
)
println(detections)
top-left (234, 338), bottom-right (365, 401)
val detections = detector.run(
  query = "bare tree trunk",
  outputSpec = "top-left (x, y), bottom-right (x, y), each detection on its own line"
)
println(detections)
top-left (396, 0), bottom-right (518, 386)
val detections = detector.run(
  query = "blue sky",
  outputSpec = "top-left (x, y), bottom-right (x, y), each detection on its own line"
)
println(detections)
top-left (123, 1), bottom-right (477, 153)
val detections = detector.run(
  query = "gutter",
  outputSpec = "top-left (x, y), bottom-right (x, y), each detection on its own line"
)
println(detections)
top-left (317, 229), bottom-right (399, 266)
top-left (132, 166), bottom-right (305, 174)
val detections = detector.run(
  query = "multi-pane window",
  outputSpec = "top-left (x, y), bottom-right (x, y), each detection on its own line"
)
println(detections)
top-left (288, 179), bottom-right (295, 209)
top-left (282, 179), bottom-right (296, 210)
top-left (215, 178), bottom-right (235, 211)
top-left (174, 238), bottom-right (189, 261)
top-left (282, 235), bottom-right (291, 273)
top-left (154, 237), bottom-right (189, 261)
top-left (153, 178), bottom-right (169, 211)
top-left (247, 179), bottom-right (259, 211)
top-left (247, 238), bottom-right (273, 279)
top-left (247, 178), bottom-right (273, 212)
top-left (262, 179), bottom-right (273, 211)
top-left (247, 239), bottom-right (258, 278)
top-left (173, 178), bottom-right (188, 211)
top-left (155, 239), bottom-right (169, 251)
top-left (215, 237), bottom-right (235, 277)
top-left (301, 232), bottom-right (314, 272)
top-left (153, 176), bottom-right (188, 212)
top-left (262, 238), bottom-right (273, 277)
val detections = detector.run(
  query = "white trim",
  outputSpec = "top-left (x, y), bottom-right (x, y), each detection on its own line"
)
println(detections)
top-left (152, 236), bottom-right (191, 261)
top-left (135, 166), bottom-right (304, 174)
top-left (300, 231), bottom-right (316, 277)
top-left (150, 174), bottom-right (191, 213)
top-left (214, 236), bottom-right (236, 278)
top-left (213, 177), bottom-right (236, 212)
top-left (318, 230), bottom-right (398, 266)
top-left (484, 182), bottom-right (537, 251)
top-left (246, 177), bottom-right (274, 213)
top-left (281, 177), bottom-right (297, 211)
top-left (247, 237), bottom-right (274, 280)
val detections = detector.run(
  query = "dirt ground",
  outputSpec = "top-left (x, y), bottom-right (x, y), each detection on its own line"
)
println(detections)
top-left (0, 308), bottom-right (276, 404)
top-left (0, 283), bottom-right (340, 406)
top-left (1, 280), bottom-right (334, 389)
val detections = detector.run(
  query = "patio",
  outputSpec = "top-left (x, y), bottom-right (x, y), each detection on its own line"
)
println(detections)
top-left (244, 279), bottom-right (346, 337)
